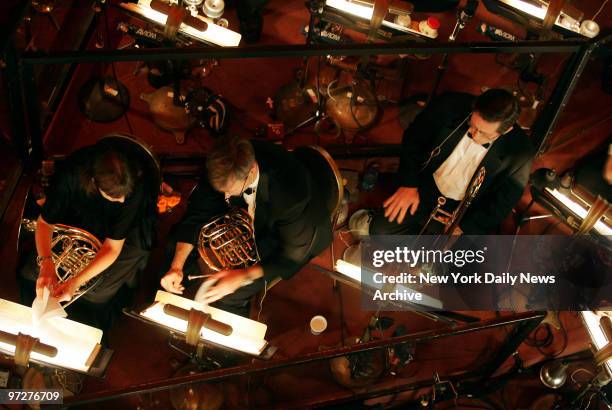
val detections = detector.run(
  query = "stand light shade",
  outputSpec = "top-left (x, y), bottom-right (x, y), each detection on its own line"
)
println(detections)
top-left (203, 0), bottom-right (224, 19)
top-left (580, 20), bottom-right (600, 38)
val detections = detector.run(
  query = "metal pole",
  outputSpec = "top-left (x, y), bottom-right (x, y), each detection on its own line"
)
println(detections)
top-left (0, 44), bottom-right (27, 225)
top-left (478, 312), bottom-right (543, 379)
top-left (3, 44), bottom-right (30, 162)
top-left (20, 61), bottom-right (43, 163)
top-left (532, 34), bottom-right (612, 156)
top-left (304, 348), bottom-right (593, 409)
top-left (63, 311), bottom-right (544, 406)
top-left (1, 0), bottom-right (33, 163)
top-left (21, 40), bottom-right (586, 65)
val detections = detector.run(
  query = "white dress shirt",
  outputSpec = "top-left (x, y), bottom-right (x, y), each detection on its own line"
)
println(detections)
top-left (433, 131), bottom-right (490, 200)
top-left (243, 170), bottom-right (260, 220)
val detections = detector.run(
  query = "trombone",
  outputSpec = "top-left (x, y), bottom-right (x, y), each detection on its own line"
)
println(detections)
top-left (419, 166), bottom-right (486, 248)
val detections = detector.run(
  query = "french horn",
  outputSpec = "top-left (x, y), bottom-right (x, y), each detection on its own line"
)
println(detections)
top-left (193, 208), bottom-right (260, 278)
top-left (22, 219), bottom-right (103, 307)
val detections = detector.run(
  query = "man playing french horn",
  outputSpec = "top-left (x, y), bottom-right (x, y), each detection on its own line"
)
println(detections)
top-left (19, 141), bottom-right (152, 331)
top-left (370, 88), bottom-right (535, 235)
top-left (160, 135), bottom-right (332, 317)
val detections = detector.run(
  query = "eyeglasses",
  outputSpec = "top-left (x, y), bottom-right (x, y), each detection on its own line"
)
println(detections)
top-left (224, 170), bottom-right (251, 202)
top-left (238, 169), bottom-right (251, 196)
top-left (468, 115), bottom-right (499, 141)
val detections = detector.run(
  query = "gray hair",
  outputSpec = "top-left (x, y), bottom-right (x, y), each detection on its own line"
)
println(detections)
top-left (206, 135), bottom-right (255, 191)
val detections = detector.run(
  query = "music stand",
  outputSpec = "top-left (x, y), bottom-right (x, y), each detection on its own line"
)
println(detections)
top-left (0, 298), bottom-right (112, 377)
top-left (124, 290), bottom-right (275, 365)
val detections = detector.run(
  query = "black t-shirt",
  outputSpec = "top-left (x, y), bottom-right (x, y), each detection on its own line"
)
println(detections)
top-left (41, 147), bottom-right (144, 242)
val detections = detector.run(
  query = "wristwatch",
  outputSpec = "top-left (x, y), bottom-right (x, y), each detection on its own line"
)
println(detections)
top-left (36, 255), bottom-right (54, 266)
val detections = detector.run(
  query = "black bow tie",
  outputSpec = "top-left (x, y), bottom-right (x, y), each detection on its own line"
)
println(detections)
top-left (467, 132), bottom-right (490, 149)
top-left (243, 187), bottom-right (256, 196)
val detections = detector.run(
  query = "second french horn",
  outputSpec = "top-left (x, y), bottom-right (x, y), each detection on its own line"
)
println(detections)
top-left (196, 208), bottom-right (260, 273)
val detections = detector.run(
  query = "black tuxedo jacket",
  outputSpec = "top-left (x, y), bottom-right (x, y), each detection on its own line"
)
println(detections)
top-left (398, 92), bottom-right (535, 234)
top-left (175, 140), bottom-right (321, 282)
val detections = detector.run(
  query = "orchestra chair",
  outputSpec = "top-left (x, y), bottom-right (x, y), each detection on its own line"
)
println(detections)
top-left (251, 145), bottom-right (344, 317)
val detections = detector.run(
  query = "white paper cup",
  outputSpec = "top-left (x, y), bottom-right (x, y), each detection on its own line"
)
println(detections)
top-left (310, 315), bottom-right (328, 335)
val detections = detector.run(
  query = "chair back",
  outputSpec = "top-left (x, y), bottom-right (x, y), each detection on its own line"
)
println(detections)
top-left (98, 134), bottom-right (161, 249)
top-left (293, 145), bottom-right (343, 222)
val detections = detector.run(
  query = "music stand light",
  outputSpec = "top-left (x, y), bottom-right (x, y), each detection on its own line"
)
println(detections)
top-left (545, 187), bottom-right (612, 236)
top-left (489, 0), bottom-right (599, 37)
top-left (132, 291), bottom-right (270, 357)
top-left (119, 0), bottom-right (241, 47)
top-left (324, 0), bottom-right (437, 39)
top-left (0, 298), bottom-right (111, 376)
top-left (580, 310), bottom-right (612, 377)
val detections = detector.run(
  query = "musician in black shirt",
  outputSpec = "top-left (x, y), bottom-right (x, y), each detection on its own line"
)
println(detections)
top-left (19, 140), bottom-right (154, 329)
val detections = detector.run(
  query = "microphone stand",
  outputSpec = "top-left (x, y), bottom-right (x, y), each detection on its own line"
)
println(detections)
top-left (570, 369), bottom-right (611, 409)
top-left (427, 0), bottom-right (478, 103)
top-left (300, 0), bottom-right (324, 88)
top-left (282, 1), bottom-right (329, 138)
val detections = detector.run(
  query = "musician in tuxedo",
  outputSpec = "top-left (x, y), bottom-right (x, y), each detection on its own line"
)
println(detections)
top-left (160, 135), bottom-right (331, 316)
top-left (370, 88), bottom-right (534, 235)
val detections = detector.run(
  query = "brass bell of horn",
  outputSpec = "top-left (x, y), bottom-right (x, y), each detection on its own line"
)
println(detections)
top-left (540, 360), bottom-right (568, 389)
